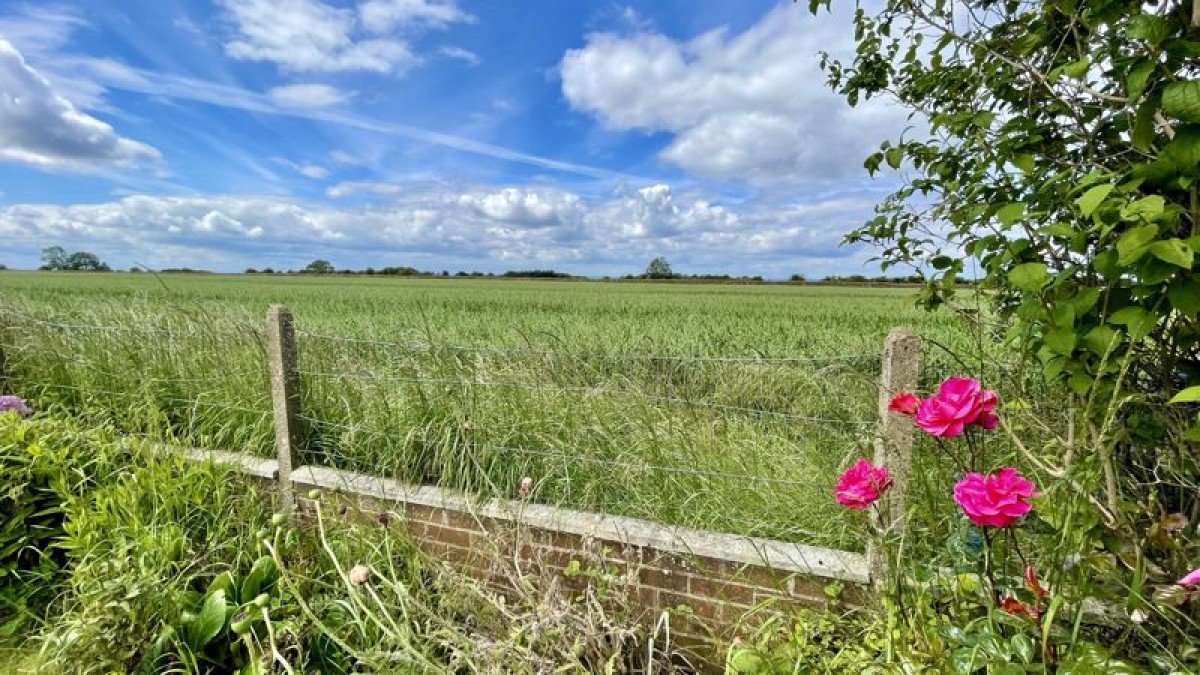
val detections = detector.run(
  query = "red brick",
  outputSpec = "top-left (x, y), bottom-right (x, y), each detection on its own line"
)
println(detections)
top-left (686, 574), bottom-right (756, 605)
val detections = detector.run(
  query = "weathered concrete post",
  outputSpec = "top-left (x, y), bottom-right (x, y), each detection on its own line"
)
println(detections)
top-left (266, 305), bottom-right (302, 509)
top-left (868, 327), bottom-right (920, 586)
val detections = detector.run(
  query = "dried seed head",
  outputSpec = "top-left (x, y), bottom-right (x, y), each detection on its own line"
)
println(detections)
top-left (518, 477), bottom-right (534, 498)
top-left (349, 564), bottom-right (371, 586)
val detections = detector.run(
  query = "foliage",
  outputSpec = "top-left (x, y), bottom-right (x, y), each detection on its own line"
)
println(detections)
top-left (0, 413), bottom-right (704, 673)
top-left (39, 246), bottom-right (110, 272)
top-left (815, 0), bottom-right (1200, 431)
top-left (645, 256), bottom-right (676, 279)
top-left (303, 259), bottom-right (334, 274)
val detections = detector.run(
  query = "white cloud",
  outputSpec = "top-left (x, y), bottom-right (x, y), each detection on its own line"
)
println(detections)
top-left (268, 83), bottom-right (350, 108)
top-left (0, 39), bottom-right (160, 172)
top-left (437, 45), bottom-right (479, 65)
top-left (0, 184), bottom-right (876, 275)
top-left (559, 4), bottom-right (911, 184)
top-left (360, 0), bottom-right (473, 33)
top-left (219, 0), bottom-right (470, 74)
top-left (272, 157), bottom-right (330, 180)
top-left (219, 0), bottom-right (415, 73)
top-left (457, 188), bottom-right (580, 227)
top-left (327, 180), bottom-right (405, 198)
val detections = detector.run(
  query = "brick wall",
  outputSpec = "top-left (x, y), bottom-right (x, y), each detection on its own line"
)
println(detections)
top-left (185, 450), bottom-right (872, 666)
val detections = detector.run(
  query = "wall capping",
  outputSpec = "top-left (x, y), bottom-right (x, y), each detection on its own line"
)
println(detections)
top-left (289, 463), bottom-right (870, 584)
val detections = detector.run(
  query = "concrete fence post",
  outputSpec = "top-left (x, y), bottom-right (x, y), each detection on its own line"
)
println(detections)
top-left (868, 327), bottom-right (920, 585)
top-left (266, 305), bottom-right (303, 509)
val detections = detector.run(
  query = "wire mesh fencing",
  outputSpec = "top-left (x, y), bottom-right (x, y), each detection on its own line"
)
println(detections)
top-left (0, 304), bottom-right (909, 551)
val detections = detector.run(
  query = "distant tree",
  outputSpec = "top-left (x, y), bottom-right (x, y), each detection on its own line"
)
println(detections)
top-left (63, 251), bottom-right (109, 271)
top-left (262, 267), bottom-right (275, 274)
top-left (129, 266), bottom-right (143, 273)
top-left (304, 259), bottom-right (334, 274)
top-left (790, 274), bottom-right (807, 283)
top-left (441, 270), bottom-right (449, 277)
top-left (41, 245), bottom-right (67, 271)
top-left (244, 268), bottom-right (258, 274)
top-left (644, 257), bottom-right (675, 279)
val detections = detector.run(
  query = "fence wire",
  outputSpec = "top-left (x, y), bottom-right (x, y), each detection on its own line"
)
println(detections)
top-left (297, 370), bottom-right (874, 428)
top-left (297, 413), bottom-right (835, 490)
top-left (297, 329), bottom-right (881, 367)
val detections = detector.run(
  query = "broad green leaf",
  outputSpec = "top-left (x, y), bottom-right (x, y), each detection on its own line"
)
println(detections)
top-left (1093, 249), bottom-right (1121, 279)
top-left (1076, 184), bottom-right (1114, 216)
top-left (1069, 287), bottom-right (1102, 315)
top-left (1069, 371), bottom-right (1093, 395)
top-left (1132, 99), bottom-right (1157, 151)
top-left (1043, 357), bottom-right (1066, 380)
top-left (1013, 154), bottom-right (1035, 172)
top-left (1082, 325), bottom-right (1120, 355)
top-left (1147, 238), bottom-right (1193, 269)
top-left (1009, 262), bottom-right (1049, 291)
top-left (1162, 81), bottom-right (1200, 123)
top-left (1127, 13), bottom-right (1172, 45)
top-left (209, 571), bottom-right (237, 604)
top-left (1039, 222), bottom-right (1076, 237)
top-left (995, 202), bottom-right (1025, 226)
top-left (1116, 224), bottom-right (1159, 265)
top-left (885, 146), bottom-right (904, 169)
top-left (1045, 328), bottom-right (1077, 354)
top-left (1168, 386), bottom-right (1200, 404)
top-left (1125, 60), bottom-right (1155, 101)
top-left (186, 589), bottom-right (227, 651)
top-left (1119, 195), bottom-right (1165, 222)
top-left (1109, 306), bottom-right (1157, 340)
top-left (240, 556), bottom-right (277, 604)
top-left (1061, 57), bottom-right (1089, 80)
top-left (1168, 280), bottom-right (1200, 314)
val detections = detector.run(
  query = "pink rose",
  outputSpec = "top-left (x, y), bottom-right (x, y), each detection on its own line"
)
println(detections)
top-left (835, 459), bottom-right (892, 510)
top-left (953, 468), bottom-right (1037, 528)
top-left (915, 377), bottom-right (999, 438)
top-left (1179, 569), bottom-right (1200, 588)
top-left (888, 392), bottom-right (920, 416)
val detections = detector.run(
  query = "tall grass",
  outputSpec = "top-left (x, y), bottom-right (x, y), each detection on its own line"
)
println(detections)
top-left (0, 272), bottom-right (990, 549)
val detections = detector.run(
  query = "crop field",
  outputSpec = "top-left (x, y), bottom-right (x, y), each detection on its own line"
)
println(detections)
top-left (0, 272), bottom-right (995, 549)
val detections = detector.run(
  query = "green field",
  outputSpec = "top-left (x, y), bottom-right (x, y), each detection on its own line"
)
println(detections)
top-left (0, 272), bottom-right (988, 549)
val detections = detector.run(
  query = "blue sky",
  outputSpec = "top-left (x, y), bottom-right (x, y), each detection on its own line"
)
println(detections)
top-left (0, 0), bottom-right (907, 277)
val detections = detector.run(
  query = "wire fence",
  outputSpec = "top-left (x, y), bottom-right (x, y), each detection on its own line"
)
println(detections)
top-left (0, 306), bottom-right (903, 547)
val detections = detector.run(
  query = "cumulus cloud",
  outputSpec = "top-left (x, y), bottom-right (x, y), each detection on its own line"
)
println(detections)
top-left (219, 0), bottom-right (470, 74)
top-left (559, 4), bottom-right (911, 184)
top-left (268, 83), bottom-right (350, 108)
top-left (0, 39), bottom-right (160, 172)
top-left (0, 184), bottom-right (876, 275)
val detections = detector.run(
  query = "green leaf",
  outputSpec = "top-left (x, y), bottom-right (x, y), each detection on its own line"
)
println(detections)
top-left (1168, 386), bottom-right (1200, 404)
top-left (240, 556), bottom-right (277, 603)
top-left (1076, 184), bottom-right (1114, 216)
top-left (885, 146), bottom-right (904, 169)
top-left (1162, 81), bottom-right (1200, 123)
top-left (1168, 280), bottom-right (1200, 314)
top-left (1013, 154), bottom-right (1035, 173)
top-left (1126, 60), bottom-right (1155, 101)
top-left (1069, 287), bottom-right (1102, 315)
top-left (995, 202), bottom-right (1026, 226)
top-left (1148, 238), bottom-right (1193, 269)
top-left (1109, 306), bottom-right (1157, 340)
top-left (1039, 222), bottom-right (1076, 238)
top-left (1119, 195), bottom-right (1165, 222)
top-left (1116, 224), bottom-right (1159, 265)
top-left (209, 571), bottom-right (237, 604)
top-left (1060, 56), bottom-right (1089, 80)
top-left (1082, 325), bottom-right (1120, 355)
top-left (1132, 99), bottom-right (1158, 151)
top-left (1044, 328), bottom-right (1077, 355)
top-left (1009, 262), bottom-right (1049, 292)
top-left (1127, 13), bottom-right (1172, 45)
top-left (186, 589), bottom-right (227, 651)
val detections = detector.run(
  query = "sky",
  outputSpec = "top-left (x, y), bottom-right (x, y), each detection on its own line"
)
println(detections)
top-left (0, 0), bottom-right (911, 278)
